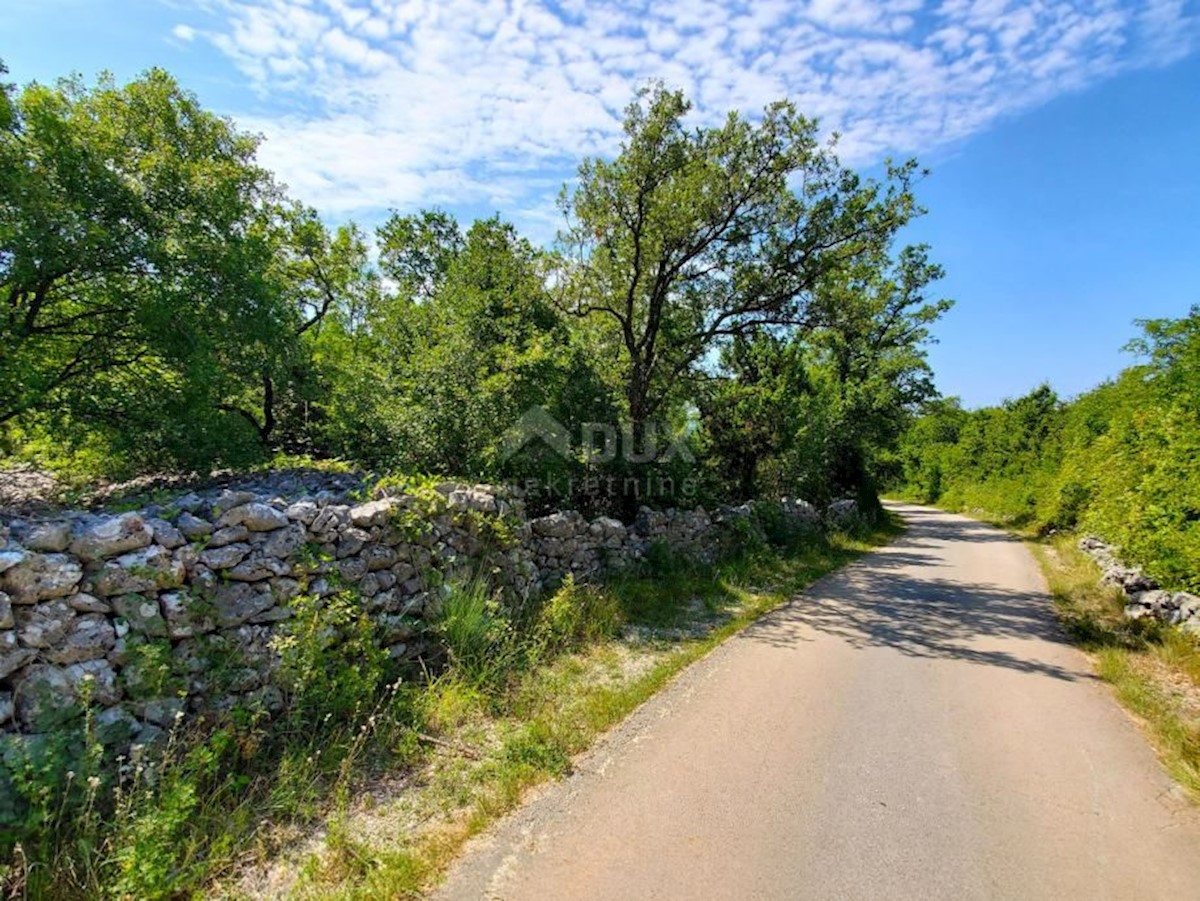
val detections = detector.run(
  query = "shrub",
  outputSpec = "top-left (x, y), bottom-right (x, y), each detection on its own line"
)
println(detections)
top-left (273, 590), bottom-right (391, 729)
top-left (433, 581), bottom-right (518, 689)
top-left (531, 576), bottom-right (624, 661)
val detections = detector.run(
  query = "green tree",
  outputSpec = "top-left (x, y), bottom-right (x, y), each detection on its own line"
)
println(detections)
top-left (898, 307), bottom-right (1200, 588)
top-left (250, 207), bottom-right (378, 452)
top-left (377, 208), bottom-right (464, 303)
top-left (699, 333), bottom-right (808, 501)
top-left (802, 244), bottom-right (950, 499)
top-left (316, 212), bottom-right (613, 479)
top-left (0, 68), bottom-right (291, 469)
top-left (557, 84), bottom-right (925, 454)
top-left (701, 243), bottom-right (949, 504)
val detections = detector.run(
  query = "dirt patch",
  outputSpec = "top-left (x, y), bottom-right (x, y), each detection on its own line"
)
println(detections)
top-left (0, 465), bottom-right (65, 516)
top-left (1139, 655), bottom-right (1200, 724)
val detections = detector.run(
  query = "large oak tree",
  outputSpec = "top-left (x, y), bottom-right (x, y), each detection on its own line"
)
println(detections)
top-left (557, 84), bottom-right (926, 452)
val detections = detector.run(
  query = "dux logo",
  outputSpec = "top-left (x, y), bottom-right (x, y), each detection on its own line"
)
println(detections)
top-left (500, 407), bottom-right (694, 464)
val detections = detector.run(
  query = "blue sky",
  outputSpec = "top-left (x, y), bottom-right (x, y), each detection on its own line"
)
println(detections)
top-left (3, 0), bottom-right (1198, 407)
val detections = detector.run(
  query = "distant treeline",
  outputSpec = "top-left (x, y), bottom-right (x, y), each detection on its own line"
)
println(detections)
top-left (896, 307), bottom-right (1200, 591)
top-left (0, 63), bottom-right (950, 516)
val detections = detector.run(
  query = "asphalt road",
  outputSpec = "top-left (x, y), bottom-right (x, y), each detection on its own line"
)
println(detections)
top-left (433, 504), bottom-right (1200, 900)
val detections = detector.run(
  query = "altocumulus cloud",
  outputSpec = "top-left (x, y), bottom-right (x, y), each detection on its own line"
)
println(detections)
top-left (184, 0), bottom-right (1199, 226)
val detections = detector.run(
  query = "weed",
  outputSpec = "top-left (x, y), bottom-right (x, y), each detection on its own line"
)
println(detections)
top-left (431, 580), bottom-right (518, 690)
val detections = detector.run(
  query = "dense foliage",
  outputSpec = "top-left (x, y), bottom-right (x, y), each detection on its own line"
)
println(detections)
top-left (0, 66), bottom-right (949, 513)
top-left (896, 307), bottom-right (1200, 591)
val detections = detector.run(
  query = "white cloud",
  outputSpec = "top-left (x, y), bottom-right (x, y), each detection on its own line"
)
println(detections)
top-left (187, 0), bottom-right (1200, 235)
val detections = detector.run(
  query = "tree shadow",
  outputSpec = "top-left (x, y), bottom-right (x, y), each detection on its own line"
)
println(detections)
top-left (742, 508), bottom-right (1090, 683)
top-left (884, 506), bottom-right (1017, 544)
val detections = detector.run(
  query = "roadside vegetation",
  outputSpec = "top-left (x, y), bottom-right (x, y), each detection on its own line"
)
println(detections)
top-left (1033, 536), bottom-right (1200, 798)
top-left (0, 516), bottom-right (899, 900)
top-left (894, 306), bottom-right (1200, 594)
top-left (0, 62), bottom-right (948, 516)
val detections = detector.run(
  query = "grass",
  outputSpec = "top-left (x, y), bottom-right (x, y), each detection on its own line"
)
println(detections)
top-left (1031, 535), bottom-right (1200, 798)
top-left (227, 518), bottom-right (902, 899)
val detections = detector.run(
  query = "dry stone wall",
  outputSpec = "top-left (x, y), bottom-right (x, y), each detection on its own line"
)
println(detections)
top-left (0, 474), bottom-right (830, 746)
top-left (1078, 535), bottom-right (1200, 634)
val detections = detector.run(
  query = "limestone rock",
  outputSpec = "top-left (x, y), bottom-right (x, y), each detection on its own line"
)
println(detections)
top-left (0, 631), bottom-right (36, 679)
top-left (226, 554), bottom-right (290, 582)
top-left (112, 594), bottom-right (168, 638)
top-left (70, 513), bottom-right (152, 562)
top-left (1128, 590), bottom-right (1175, 616)
top-left (23, 521), bottom-right (72, 553)
top-left (1, 553), bottom-right (83, 603)
top-left (213, 489), bottom-right (257, 513)
top-left (149, 518), bottom-right (185, 550)
top-left (262, 523), bottom-right (305, 558)
top-left (14, 598), bottom-right (75, 648)
top-left (285, 500), bottom-right (319, 524)
top-left (217, 503), bottom-right (288, 532)
top-left (249, 605), bottom-right (290, 624)
top-left (44, 614), bottom-right (116, 664)
top-left (310, 505), bottom-right (346, 535)
top-left (532, 512), bottom-right (578, 539)
top-left (0, 549), bottom-right (27, 575)
top-left (448, 488), bottom-right (497, 514)
top-left (337, 528), bottom-right (370, 558)
top-left (160, 590), bottom-right (214, 639)
top-left (65, 659), bottom-right (121, 706)
top-left (176, 511), bottom-right (213, 539)
top-left (338, 556), bottom-right (368, 583)
top-left (364, 544), bottom-right (397, 572)
top-left (174, 493), bottom-right (205, 514)
top-left (349, 498), bottom-right (400, 528)
top-left (14, 665), bottom-right (75, 729)
top-left (212, 582), bottom-right (275, 627)
top-left (269, 577), bottom-right (302, 604)
top-left (825, 499), bottom-right (860, 527)
top-left (208, 525), bottom-right (250, 548)
top-left (172, 544), bottom-right (199, 571)
top-left (90, 545), bottom-right (185, 596)
top-left (1176, 592), bottom-right (1200, 623)
top-left (200, 543), bottom-right (250, 571)
top-left (68, 592), bottom-right (111, 614)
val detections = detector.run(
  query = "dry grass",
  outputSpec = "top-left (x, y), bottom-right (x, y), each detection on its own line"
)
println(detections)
top-left (1032, 535), bottom-right (1200, 798)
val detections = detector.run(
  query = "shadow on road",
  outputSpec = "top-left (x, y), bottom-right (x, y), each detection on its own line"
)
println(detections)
top-left (894, 507), bottom-right (1016, 544)
top-left (743, 508), bottom-right (1088, 683)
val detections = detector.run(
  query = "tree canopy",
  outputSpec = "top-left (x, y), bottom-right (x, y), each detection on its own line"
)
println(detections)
top-left (557, 85), bottom-right (928, 452)
top-left (0, 64), bottom-right (951, 516)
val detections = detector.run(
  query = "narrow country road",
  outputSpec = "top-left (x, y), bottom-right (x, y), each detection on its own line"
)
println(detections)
top-left (433, 504), bottom-right (1200, 900)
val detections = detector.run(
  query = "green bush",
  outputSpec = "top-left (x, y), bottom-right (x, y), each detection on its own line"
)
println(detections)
top-left (274, 590), bottom-right (391, 727)
top-left (531, 576), bottom-right (624, 660)
top-left (433, 581), bottom-right (518, 689)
